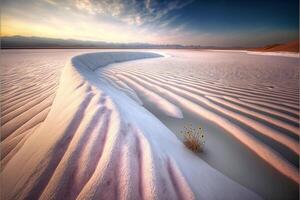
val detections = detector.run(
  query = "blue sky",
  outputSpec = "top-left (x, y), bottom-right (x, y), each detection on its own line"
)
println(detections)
top-left (1, 0), bottom-right (299, 47)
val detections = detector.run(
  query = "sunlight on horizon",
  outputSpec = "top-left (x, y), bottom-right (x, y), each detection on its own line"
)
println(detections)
top-left (1, 0), bottom-right (192, 45)
top-left (1, 0), bottom-right (298, 46)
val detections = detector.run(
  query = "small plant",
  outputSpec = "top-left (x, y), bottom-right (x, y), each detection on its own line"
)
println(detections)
top-left (181, 123), bottom-right (205, 152)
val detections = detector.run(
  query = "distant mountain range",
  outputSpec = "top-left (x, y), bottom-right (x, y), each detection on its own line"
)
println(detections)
top-left (1, 36), bottom-right (298, 52)
top-left (0, 36), bottom-right (243, 49)
top-left (0, 36), bottom-right (194, 49)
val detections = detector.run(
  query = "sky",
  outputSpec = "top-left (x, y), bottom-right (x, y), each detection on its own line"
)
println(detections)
top-left (1, 0), bottom-right (299, 47)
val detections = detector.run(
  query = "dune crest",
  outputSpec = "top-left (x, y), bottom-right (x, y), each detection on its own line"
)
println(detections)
top-left (1, 52), bottom-right (260, 200)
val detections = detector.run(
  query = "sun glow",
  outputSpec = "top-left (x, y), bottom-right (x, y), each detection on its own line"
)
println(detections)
top-left (1, 16), bottom-right (154, 43)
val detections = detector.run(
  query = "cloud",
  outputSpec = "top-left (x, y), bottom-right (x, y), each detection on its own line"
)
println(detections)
top-left (74, 0), bottom-right (122, 16)
top-left (1, 0), bottom-right (197, 45)
top-left (44, 0), bottom-right (58, 5)
top-left (74, 0), bottom-right (193, 26)
top-left (2, 0), bottom-right (298, 46)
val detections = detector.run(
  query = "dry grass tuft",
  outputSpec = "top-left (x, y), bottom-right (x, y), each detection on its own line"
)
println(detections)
top-left (181, 123), bottom-right (205, 153)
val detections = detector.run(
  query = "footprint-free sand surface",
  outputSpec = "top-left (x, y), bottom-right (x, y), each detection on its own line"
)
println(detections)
top-left (1, 49), bottom-right (299, 200)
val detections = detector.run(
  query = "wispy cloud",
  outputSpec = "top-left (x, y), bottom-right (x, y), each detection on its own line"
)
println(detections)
top-left (74, 0), bottom-right (193, 26)
top-left (1, 0), bottom-right (194, 44)
top-left (3, 0), bottom-right (296, 46)
top-left (44, 0), bottom-right (58, 5)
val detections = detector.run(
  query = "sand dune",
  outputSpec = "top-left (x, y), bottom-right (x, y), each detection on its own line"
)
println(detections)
top-left (109, 70), bottom-right (299, 182)
top-left (1, 49), bottom-right (298, 199)
top-left (99, 50), bottom-right (299, 199)
top-left (250, 40), bottom-right (299, 53)
top-left (1, 51), bottom-right (262, 200)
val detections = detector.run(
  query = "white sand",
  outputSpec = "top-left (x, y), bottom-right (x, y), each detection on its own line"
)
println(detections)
top-left (1, 49), bottom-right (298, 199)
top-left (100, 50), bottom-right (299, 199)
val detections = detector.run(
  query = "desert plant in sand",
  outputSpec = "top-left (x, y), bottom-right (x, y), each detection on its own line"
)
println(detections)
top-left (181, 123), bottom-right (205, 152)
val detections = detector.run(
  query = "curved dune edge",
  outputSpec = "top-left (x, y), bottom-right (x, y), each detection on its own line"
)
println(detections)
top-left (109, 70), bottom-right (299, 183)
top-left (1, 52), bottom-right (261, 200)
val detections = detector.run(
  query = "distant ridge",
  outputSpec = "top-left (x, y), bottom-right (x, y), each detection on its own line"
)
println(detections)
top-left (250, 40), bottom-right (299, 52)
top-left (0, 35), bottom-right (245, 50)
top-left (0, 36), bottom-right (190, 49)
top-left (1, 36), bottom-right (299, 52)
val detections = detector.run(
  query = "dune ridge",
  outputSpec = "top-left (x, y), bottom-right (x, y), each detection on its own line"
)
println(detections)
top-left (1, 51), bottom-right (261, 200)
top-left (99, 50), bottom-right (299, 187)
top-left (106, 70), bottom-right (299, 183)
top-left (250, 40), bottom-right (299, 53)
